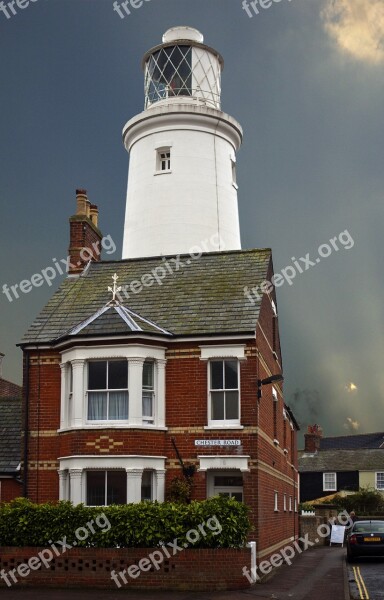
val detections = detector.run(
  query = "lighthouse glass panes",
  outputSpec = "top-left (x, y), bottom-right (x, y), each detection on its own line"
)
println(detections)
top-left (145, 46), bottom-right (221, 109)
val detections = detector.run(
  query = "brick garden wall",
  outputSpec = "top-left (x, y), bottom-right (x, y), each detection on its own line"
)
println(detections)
top-left (0, 547), bottom-right (251, 591)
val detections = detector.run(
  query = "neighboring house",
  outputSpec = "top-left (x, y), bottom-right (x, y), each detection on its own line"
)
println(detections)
top-left (18, 26), bottom-right (300, 562)
top-left (0, 353), bottom-right (22, 502)
top-left (299, 425), bottom-right (384, 502)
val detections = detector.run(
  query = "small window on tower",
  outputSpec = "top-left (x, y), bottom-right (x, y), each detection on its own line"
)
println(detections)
top-left (156, 148), bottom-right (171, 173)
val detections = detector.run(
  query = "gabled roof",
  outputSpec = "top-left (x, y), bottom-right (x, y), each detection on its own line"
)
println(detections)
top-left (0, 398), bottom-right (22, 474)
top-left (20, 249), bottom-right (272, 345)
top-left (320, 432), bottom-right (384, 450)
top-left (298, 449), bottom-right (384, 473)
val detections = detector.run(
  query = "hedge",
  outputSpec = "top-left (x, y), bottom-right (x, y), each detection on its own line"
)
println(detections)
top-left (0, 496), bottom-right (250, 548)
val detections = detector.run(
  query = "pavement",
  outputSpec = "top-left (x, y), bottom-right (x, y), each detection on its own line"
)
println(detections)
top-left (0, 546), bottom-right (349, 600)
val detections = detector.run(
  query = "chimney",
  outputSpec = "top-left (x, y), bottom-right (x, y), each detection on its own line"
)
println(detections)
top-left (304, 424), bottom-right (323, 452)
top-left (68, 190), bottom-right (103, 275)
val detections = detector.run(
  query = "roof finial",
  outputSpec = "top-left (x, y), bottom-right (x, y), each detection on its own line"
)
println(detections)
top-left (108, 273), bottom-right (122, 304)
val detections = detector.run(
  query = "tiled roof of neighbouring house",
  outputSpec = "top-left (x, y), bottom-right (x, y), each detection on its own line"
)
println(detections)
top-left (298, 449), bottom-right (384, 472)
top-left (20, 249), bottom-right (272, 345)
top-left (0, 398), bottom-right (22, 474)
top-left (0, 378), bottom-right (22, 399)
top-left (319, 432), bottom-right (384, 450)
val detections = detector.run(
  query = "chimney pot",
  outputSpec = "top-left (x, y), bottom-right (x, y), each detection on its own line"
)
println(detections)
top-left (76, 189), bottom-right (88, 216)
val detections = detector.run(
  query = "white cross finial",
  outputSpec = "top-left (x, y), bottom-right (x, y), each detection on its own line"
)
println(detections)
top-left (108, 273), bottom-right (122, 303)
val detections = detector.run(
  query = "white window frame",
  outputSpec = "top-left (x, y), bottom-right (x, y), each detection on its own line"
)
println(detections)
top-left (86, 469), bottom-right (127, 506)
top-left (155, 147), bottom-right (171, 174)
top-left (86, 359), bottom-right (129, 423)
top-left (376, 472), bottom-right (384, 490)
top-left (142, 360), bottom-right (155, 424)
top-left (206, 470), bottom-right (244, 502)
top-left (59, 345), bottom-right (166, 431)
top-left (59, 456), bottom-right (166, 505)
top-left (208, 359), bottom-right (240, 427)
top-left (283, 494), bottom-right (287, 511)
top-left (323, 472), bottom-right (337, 491)
top-left (274, 491), bottom-right (279, 512)
top-left (141, 470), bottom-right (154, 501)
top-left (289, 495), bottom-right (293, 512)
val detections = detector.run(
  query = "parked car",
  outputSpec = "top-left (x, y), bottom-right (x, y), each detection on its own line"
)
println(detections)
top-left (346, 520), bottom-right (384, 562)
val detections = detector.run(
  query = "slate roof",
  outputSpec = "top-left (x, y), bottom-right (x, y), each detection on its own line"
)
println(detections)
top-left (20, 249), bottom-right (271, 345)
top-left (298, 449), bottom-right (384, 473)
top-left (320, 432), bottom-right (384, 450)
top-left (0, 398), bottom-right (22, 474)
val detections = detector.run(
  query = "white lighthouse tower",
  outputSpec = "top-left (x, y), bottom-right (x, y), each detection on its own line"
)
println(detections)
top-left (122, 26), bottom-right (243, 259)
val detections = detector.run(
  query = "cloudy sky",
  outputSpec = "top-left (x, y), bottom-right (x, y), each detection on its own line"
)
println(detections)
top-left (1, 0), bottom-right (383, 443)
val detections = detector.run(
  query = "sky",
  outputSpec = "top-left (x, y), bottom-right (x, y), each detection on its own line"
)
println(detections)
top-left (0, 0), bottom-right (383, 444)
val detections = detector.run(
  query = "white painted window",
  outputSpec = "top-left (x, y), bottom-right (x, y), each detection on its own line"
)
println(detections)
top-left (141, 470), bottom-right (154, 501)
top-left (59, 456), bottom-right (166, 505)
top-left (376, 472), bottom-right (384, 490)
top-left (60, 345), bottom-right (166, 431)
top-left (207, 471), bottom-right (244, 502)
top-left (142, 361), bottom-right (154, 424)
top-left (323, 472), bottom-right (337, 491)
top-left (294, 498), bottom-right (298, 512)
top-left (274, 491), bottom-right (279, 511)
top-left (289, 496), bottom-right (293, 512)
top-left (87, 360), bottom-right (128, 421)
top-left (86, 470), bottom-right (127, 506)
top-left (283, 494), bottom-right (287, 511)
top-left (209, 360), bottom-right (240, 426)
top-left (157, 149), bottom-right (171, 172)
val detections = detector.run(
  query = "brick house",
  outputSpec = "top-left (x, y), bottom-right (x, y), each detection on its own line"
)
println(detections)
top-left (0, 353), bottom-right (22, 502)
top-left (299, 425), bottom-right (384, 502)
top-left (19, 26), bottom-right (300, 562)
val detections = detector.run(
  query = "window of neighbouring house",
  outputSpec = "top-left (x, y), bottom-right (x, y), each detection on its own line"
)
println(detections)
top-left (209, 360), bottom-right (240, 425)
top-left (376, 472), bottom-right (384, 490)
top-left (87, 360), bottom-right (128, 420)
top-left (142, 361), bottom-right (154, 424)
top-left (86, 470), bottom-right (127, 506)
top-left (323, 472), bottom-right (337, 491)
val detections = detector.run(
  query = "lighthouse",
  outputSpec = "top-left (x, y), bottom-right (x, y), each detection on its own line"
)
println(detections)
top-left (122, 26), bottom-right (243, 259)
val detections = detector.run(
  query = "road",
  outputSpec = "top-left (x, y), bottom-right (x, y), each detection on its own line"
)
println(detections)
top-left (347, 557), bottom-right (384, 600)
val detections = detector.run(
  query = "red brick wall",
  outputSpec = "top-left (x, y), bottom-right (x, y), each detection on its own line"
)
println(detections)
top-left (0, 547), bottom-right (251, 591)
top-left (0, 479), bottom-right (22, 503)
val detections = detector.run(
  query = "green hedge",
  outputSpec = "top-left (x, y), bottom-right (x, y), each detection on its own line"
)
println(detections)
top-left (0, 496), bottom-right (250, 548)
